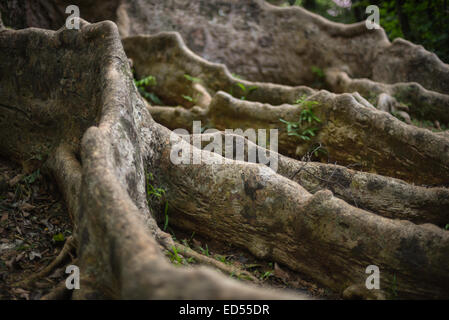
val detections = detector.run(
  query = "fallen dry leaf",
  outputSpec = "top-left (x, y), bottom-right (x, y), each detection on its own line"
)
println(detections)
top-left (274, 262), bottom-right (290, 281)
top-left (19, 203), bottom-right (36, 211)
top-left (0, 213), bottom-right (8, 223)
top-left (9, 174), bottom-right (24, 186)
top-left (12, 287), bottom-right (30, 300)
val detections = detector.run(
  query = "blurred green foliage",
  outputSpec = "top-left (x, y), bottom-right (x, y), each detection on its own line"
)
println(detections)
top-left (267, 0), bottom-right (449, 63)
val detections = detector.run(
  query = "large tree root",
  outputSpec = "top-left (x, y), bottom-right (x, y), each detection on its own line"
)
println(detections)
top-left (1, 6), bottom-right (448, 300)
top-left (183, 131), bottom-right (449, 227)
top-left (4, 0), bottom-right (449, 93)
top-left (324, 68), bottom-right (449, 124)
top-left (123, 32), bottom-right (315, 107)
top-left (152, 128), bottom-right (449, 299)
top-left (114, 0), bottom-right (449, 95)
top-left (0, 20), bottom-right (301, 300)
top-left (122, 32), bottom-right (449, 185)
top-left (206, 91), bottom-right (449, 185)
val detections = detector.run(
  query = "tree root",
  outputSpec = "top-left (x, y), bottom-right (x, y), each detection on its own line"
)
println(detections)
top-left (162, 241), bottom-right (260, 283)
top-left (115, 0), bottom-right (449, 99)
top-left (184, 131), bottom-right (449, 226)
top-left (1, 13), bottom-right (449, 300)
top-left (324, 68), bottom-right (449, 124)
top-left (16, 236), bottom-right (77, 288)
top-left (154, 127), bottom-right (449, 299)
top-left (123, 31), bottom-right (449, 185)
top-left (41, 279), bottom-right (73, 300)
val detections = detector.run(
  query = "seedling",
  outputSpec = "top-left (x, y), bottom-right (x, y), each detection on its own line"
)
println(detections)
top-left (184, 74), bottom-right (201, 83)
top-left (235, 82), bottom-right (258, 100)
top-left (145, 172), bottom-right (169, 231)
top-left (134, 75), bottom-right (163, 105)
top-left (199, 244), bottom-right (210, 256)
top-left (182, 95), bottom-right (194, 102)
top-left (260, 271), bottom-right (273, 281)
top-left (280, 95), bottom-right (322, 142)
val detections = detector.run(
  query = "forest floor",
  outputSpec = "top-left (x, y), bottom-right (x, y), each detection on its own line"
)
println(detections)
top-left (0, 158), bottom-right (72, 299)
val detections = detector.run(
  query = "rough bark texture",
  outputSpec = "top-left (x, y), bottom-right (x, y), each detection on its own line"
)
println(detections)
top-left (0, 20), bottom-right (301, 300)
top-left (114, 0), bottom-right (449, 94)
top-left (1, 1), bottom-right (449, 300)
top-left (123, 33), bottom-right (449, 185)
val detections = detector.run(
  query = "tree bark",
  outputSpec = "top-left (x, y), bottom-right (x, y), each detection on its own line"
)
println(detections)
top-left (1, 1), bottom-right (449, 300)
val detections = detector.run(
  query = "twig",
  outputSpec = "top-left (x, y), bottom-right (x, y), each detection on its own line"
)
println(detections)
top-left (16, 236), bottom-right (77, 287)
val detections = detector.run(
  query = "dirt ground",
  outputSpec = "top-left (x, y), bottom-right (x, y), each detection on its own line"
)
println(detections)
top-left (0, 158), bottom-right (73, 300)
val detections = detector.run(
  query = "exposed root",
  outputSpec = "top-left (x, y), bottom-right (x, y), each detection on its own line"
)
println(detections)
top-left (17, 236), bottom-right (77, 288)
top-left (123, 31), bottom-right (449, 185)
top-left (40, 279), bottom-right (73, 300)
top-left (153, 125), bottom-right (449, 299)
top-left (162, 241), bottom-right (260, 283)
top-left (122, 32), bottom-right (314, 107)
top-left (325, 68), bottom-right (449, 124)
top-left (188, 130), bottom-right (449, 226)
top-left (1, 11), bottom-right (449, 300)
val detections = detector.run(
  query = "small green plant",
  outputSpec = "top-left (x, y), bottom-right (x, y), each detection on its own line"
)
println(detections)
top-left (236, 82), bottom-right (258, 100)
top-left (13, 169), bottom-right (41, 201)
top-left (199, 244), bottom-right (209, 257)
top-left (52, 233), bottom-right (65, 242)
top-left (229, 82), bottom-right (258, 100)
top-left (311, 66), bottom-right (325, 79)
top-left (390, 273), bottom-right (398, 298)
top-left (184, 74), bottom-right (201, 83)
top-left (182, 95), bottom-right (195, 102)
top-left (134, 75), bottom-right (156, 87)
top-left (181, 74), bottom-right (202, 104)
top-left (147, 183), bottom-right (166, 199)
top-left (215, 255), bottom-right (227, 263)
top-left (280, 96), bottom-right (322, 141)
top-left (163, 201), bottom-right (169, 231)
top-left (260, 271), bottom-right (273, 281)
top-left (23, 169), bottom-right (40, 185)
top-left (445, 224), bottom-right (449, 230)
top-left (146, 172), bottom-right (169, 231)
top-left (134, 75), bottom-right (163, 105)
top-left (167, 246), bottom-right (195, 265)
top-left (168, 245), bottom-right (183, 265)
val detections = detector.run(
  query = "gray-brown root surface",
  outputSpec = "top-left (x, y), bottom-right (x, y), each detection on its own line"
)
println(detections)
top-left (1, 2), bottom-right (449, 300)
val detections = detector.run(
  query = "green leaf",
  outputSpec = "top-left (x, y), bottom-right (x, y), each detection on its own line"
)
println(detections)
top-left (237, 83), bottom-right (246, 91)
top-left (146, 92), bottom-right (162, 105)
top-left (247, 86), bottom-right (258, 93)
top-left (163, 202), bottom-right (169, 231)
top-left (184, 74), bottom-right (201, 83)
top-left (53, 233), bottom-right (65, 242)
top-left (182, 95), bottom-right (194, 102)
top-left (312, 115), bottom-right (321, 123)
